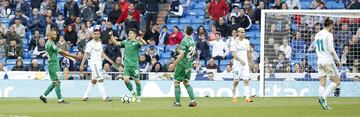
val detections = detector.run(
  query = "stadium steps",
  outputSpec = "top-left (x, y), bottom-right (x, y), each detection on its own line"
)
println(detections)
top-left (157, 3), bottom-right (170, 25)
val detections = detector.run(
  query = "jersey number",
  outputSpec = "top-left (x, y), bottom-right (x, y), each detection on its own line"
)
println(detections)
top-left (187, 46), bottom-right (195, 59)
top-left (316, 39), bottom-right (324, 51)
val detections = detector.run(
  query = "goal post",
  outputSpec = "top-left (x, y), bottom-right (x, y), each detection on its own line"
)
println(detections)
top-left (259, 10), bottom-right (360, 97)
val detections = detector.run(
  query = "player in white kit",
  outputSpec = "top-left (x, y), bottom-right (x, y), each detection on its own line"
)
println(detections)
top-left (231, 28), bottom-right (253, 103)
top-left (80, 29), bottom-right (114, 101)
top-left (314, 18), bottom-right (340, 110)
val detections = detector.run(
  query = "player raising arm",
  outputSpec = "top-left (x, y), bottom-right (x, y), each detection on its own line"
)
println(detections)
top-left (110, 29), bottom-right (147, 102)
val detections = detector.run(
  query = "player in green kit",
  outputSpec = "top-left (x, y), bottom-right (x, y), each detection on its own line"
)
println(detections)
top-left (39, 31), bottom-right (77, 104)
top-left (110, 29), bottom-right (147, 102)
top-left (168, 26), bottom-right (197, 107)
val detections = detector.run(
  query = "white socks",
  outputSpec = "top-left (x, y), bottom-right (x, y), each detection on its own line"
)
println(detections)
top-left (83, 81), bottom-right (108, 100)
top-left (319, 86), bottom-right (325, 96)
top-left (233, 87), bottom-right (238, 98)
top-left (322, 83), bottom-right (337, 99)
top-left (244, 86), bottom-right (250, 99)
top-left (83, 82), bottom-right (95, 98)
top-left (98, 82), bottom-right (107, 100)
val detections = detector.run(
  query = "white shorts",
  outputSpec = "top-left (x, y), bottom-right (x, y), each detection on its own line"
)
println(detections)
top-left (318, 63), bottom-right (339, 77)
top-left (233, 66), bottom-right (250, 81)
top-left (90, 63), bottom-right (103, 80)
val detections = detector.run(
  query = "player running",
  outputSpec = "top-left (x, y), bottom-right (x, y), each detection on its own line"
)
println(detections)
top-left (231, 28), bottom-right (253, 103)
top-left (315, 18), bottom-right (341, 110)
top-left (40, 31), bottom-right (77, 104)
top-left (168, 26), bottom-right (197, 107)
top-left (110, 29), bottom-right (147, 102)
top-left (80, 29), bottom-right (114, 102)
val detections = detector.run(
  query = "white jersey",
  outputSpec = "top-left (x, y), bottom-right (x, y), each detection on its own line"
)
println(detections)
top-left (85, 40), bottom-right (103, 65)
top-left (314, 30), bottom-right (336, 64)
top-left (230, 38), bottom-right (250, 67)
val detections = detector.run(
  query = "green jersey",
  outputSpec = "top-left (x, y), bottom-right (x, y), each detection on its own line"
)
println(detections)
top-left (119, 39), bottom-right (142, 67)
top-left (178, 36), bottom-right (196, 65)
top-left (45, 40), bottom-right (60, 66)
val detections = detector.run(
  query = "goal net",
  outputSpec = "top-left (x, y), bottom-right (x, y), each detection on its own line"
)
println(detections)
top-left (260, 10), bottom-right (360, 97)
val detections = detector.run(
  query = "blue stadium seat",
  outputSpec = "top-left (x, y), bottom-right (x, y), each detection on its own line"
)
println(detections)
top-left (22, 52), bottom-right (33, 59)
top-left (301, 2), bottom-right (311, 9)
top-left (291, 40), bottom-right (305, 53)
top-left (23, 59), bottom-right (31, 65)
top-left (166, 24), bottom-right (176, 31)
top-left (191, 24), bottom-right (202, 30)
top-left (220, 65), bottom-right (226, 72)
top-left (179, 24), bottom-right (188, 31)
top-left (6, 59), bottom-right (17, 65)
top-left (254, 32), bottom-right (260, 38)
top-left (194, 9), bottom-right (205, 16)
top-left (187, 10), bottom-right (198, 16)
top-left (245, 32), bottom-right (255, 38)
top-left (87, 66), bottom-right (91, 72)
top-left (179, 18), bottom-right (191, 24)
top-left (180, 0), bottom-right (186, 4)
top-left (6, 64), bottom-right (14, 70)
top-left (254, 45), bottom-right (260, 52)
top-left (57, 2), bottom-right (66, 10)
top-left (220, 60), bottom-right (230, 66)
top-left (167, 18), bottom-right (179, 24)
top-left (291, 59), bottom-right (301, 65)
top-left (328, 2), bottom-right (345, 9)
top-left (250, 24), bottom-right (260, 30)
top-left (200, 60), bottom-right (206, 66)
top-left (191, 18), bottom-right (204, 24)
top-left (192, 3), bottom-right (205, 9)
top-left (158, 59), bottom-right (169, 65)
top-left (161, 51), bottom-right (172, 59)
top-left (250, 37), bottom-right (260, 45)
top-left (165, 45), bottom-right (177, 51)
top-left (37, 59), bottom-right (45, 65)
top-left (0, 18), bottom-right (10, 23)
top-left (157, 45), bottom-right (165, 52)
top-left (44, 64), bottom-right (48, 70)
top-left (294, 53), bottom-right (305, 59)
top-left (71, 46), bottom-right (78, 52)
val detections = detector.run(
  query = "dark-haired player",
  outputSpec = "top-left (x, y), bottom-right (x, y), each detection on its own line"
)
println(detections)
top-left (315, 18), bottom-right (340, 110)
top-left (110, 29), bottom-right (147, 102)
top-left (168, 26), bottom-right (197, 107)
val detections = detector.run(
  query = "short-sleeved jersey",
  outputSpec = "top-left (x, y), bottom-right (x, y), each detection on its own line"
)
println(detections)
top-left (315, 30), bottom-right (336, 64)
top-left (85, 40), bottom-right (103, 64)
top-left (45, 40), bottom-right (60, 65)
top-left (179, 36), bottom-right (196, 64)
top-left (120, 39), bottom-right (142, 67)
top-left (230, 38), bottom-right (250, 66)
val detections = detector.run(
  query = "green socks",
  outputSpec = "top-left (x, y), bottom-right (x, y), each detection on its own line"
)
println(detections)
top-left (55, 83), bottom-right (63, 100)
top-left (125, 82), bottom-right (133, 91)
top-left (175, 85), bottom-right (181, 102)
top-left (185, 85), bottom-right (195, 101)
top-left (136, 83), bottom-right (141, 97)
top-left (43, 83), bottom-right (55, 96)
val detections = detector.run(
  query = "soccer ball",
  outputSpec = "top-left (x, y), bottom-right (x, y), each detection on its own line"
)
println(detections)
top-left (121, 95), bottom-right (131, 103)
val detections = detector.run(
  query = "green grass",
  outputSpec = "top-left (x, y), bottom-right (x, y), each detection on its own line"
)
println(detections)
top-left (0, 97), bottom-right (359, 117)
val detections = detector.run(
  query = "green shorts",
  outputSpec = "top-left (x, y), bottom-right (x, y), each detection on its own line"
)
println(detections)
top-left (48, 64), bottom-right (60, 81)
top-left (174, 62), bottom-right (192, 82)
top-left (123, 66), bottom-right (140, 80)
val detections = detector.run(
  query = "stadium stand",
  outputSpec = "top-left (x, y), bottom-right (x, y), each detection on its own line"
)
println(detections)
top-left (0, 0), bottom-right (356, 80)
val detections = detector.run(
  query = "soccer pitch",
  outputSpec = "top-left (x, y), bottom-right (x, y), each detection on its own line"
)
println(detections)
top-left (0, 97), bottom-right (359, 117)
